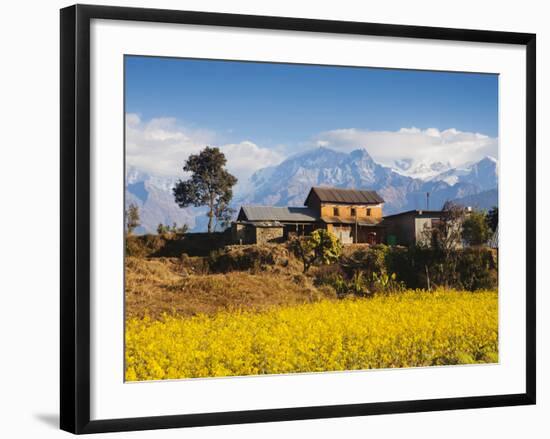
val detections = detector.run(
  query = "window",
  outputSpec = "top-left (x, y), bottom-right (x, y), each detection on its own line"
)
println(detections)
top-left (366, 208), bottom-right (371, 216)
top-left (333, 207), bottom-right (339, 216)
top-left (350, 208), bottom-right (356, 216)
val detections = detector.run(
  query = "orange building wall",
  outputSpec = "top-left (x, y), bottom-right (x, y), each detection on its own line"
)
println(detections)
top-left (319, 203), bottom-right (383, 220)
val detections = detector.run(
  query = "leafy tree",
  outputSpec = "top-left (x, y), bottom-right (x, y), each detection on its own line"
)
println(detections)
top-left (125, 203), bottom-right (140, 235)
top-left (462, 211), bottom-right (490, 246)
top-left (290, 229), bottom-right (342, 273)
top-left (214, 197), bottom-right (236, 231)
top-left (486, 206), bottom-right (498, 232)
top-left (173, 147), bottom-right (237, 233)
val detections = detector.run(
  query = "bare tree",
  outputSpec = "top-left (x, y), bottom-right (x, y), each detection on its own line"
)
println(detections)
top-left (421, 201), bottom-right (466, 288)
top-left (427, 201), bottom-right (466, 252)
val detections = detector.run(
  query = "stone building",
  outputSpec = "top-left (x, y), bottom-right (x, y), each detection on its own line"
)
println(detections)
top-left (382, 209), bottom-right (447, 246)
top-left (233, 186), bottom-right (385, 244)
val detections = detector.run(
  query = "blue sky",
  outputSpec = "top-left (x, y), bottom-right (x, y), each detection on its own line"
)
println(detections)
top-left (124, 56), bottom-right (498, 180)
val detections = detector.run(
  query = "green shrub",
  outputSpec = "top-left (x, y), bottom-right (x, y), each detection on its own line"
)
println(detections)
top-left (385, 246), bottom-right (497, 291)
top-left (456, 247), bottom-right (497, 290)
top-left (289, 230), bottom-right (342, 273)
top-left (369, 272), bottom-right (406, 294)
top-left (342, 245), bottom-right (497, 292)
top-left (346, 244), bottom-right (389, 276)
top-left (462, 211), bottom-right (490, 246)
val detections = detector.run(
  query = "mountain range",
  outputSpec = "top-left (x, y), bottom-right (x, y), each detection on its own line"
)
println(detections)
top-left (126, 147), bottom-right (498, 233)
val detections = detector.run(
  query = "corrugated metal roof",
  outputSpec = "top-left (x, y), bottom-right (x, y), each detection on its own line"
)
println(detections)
top-left (305, 187), bottom-right (384, 205)
top-left (238, 206), bottom-right (319, 222)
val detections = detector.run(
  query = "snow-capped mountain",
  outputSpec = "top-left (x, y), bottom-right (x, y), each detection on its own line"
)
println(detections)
top-left (430, 156), bottom-right (498, 190)
top-left (125, 148), bottom-right (498, 233)
top-left (238, 147), bottom-right (422, 213)
top-left (392, 158), bottom-right (452, 180)
top-left (237, 147), bottom-right (498, 215)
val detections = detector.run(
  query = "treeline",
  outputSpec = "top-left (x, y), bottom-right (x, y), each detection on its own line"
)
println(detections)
top-left (311, 244), bottom-right (497, 297)
top-left (351, 245), bottom-right (496, 291)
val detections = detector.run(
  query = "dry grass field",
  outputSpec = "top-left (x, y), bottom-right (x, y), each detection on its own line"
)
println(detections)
top-left (125, 256), bottom-right (334, 319)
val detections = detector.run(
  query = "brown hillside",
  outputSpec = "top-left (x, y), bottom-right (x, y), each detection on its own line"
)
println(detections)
top-left (125, 256), bottom-right (335, 319)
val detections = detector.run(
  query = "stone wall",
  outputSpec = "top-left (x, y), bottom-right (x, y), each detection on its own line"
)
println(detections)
top-left (255, 226), bottom-right (284, 245)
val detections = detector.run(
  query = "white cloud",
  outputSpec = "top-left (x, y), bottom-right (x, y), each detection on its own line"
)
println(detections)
top-left (313, 127), bottom-right (498, 169)
top-left (220, 141), bottom-right (284, 183)
top-left (127, 113), bottom-right (497, 187)
top-left (125, 114), bottom-right (284, 185)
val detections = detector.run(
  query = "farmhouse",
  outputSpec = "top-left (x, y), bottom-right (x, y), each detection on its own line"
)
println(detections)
top-left (232, 187), bottom-right (385, 245)
top-left (382, 209), bottom-right (447, 246)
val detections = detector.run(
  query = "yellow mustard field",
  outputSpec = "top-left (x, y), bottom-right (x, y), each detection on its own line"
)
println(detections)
top-left (125, 290), bottom-right (498, 381)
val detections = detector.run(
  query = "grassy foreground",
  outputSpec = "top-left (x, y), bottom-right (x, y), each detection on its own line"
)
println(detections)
top-left (125, 290), bottom-right (498, 381)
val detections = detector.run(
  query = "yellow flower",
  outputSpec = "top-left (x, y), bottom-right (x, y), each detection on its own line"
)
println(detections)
top-left (125, 289), bottom-right (498, 381)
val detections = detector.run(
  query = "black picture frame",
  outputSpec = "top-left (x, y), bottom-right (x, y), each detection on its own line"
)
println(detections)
top-left (60, 4), bottom-right (536, 434)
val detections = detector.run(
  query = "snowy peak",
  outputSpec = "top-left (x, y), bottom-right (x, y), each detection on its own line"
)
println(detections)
top-left (429, 156), bottom-right (498, 191)
top-left (237, 146), bottom-right (417, 211)
top-left (392, 159), bottom-right (452, 180)
top-left (348, 148), bottom-right (375, 162)
top-left (238, 147), bottom-right (498, 216)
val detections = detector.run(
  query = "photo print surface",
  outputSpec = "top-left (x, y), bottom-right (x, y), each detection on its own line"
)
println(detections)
top-left (124, 56), bottom-right (499, 382)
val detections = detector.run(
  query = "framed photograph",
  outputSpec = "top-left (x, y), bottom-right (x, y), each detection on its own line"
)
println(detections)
top-left (60, 4), bottom-right (536, 434)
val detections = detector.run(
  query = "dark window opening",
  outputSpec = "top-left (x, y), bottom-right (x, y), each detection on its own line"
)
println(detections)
top-left (367, 208), bottom-right (372, 216)
top-left (351, 208), bottom-right (356, 216)
top-left (333, 207), bottom-right (339, 216)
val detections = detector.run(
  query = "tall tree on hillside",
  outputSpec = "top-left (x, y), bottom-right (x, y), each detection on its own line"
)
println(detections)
top-left (125, 203), bottom-right (140, 235)
top-left (173, 147), bottom-right (237, 233)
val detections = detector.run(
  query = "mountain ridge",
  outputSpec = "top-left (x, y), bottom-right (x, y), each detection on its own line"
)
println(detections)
top-left (126, 147), bottom-right (498, 233)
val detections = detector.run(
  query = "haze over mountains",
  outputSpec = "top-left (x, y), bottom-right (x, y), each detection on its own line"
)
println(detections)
top-left (126, 147), bottom-right (498, 234)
